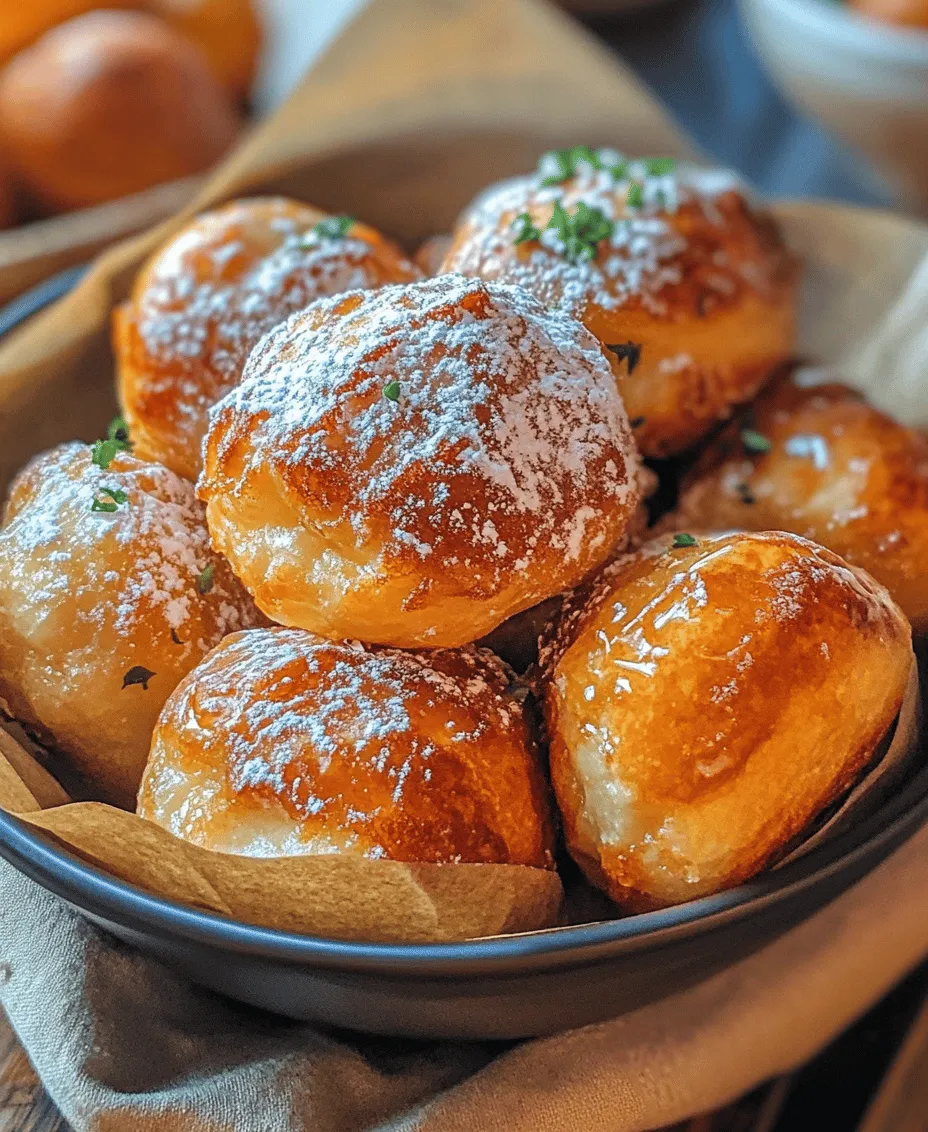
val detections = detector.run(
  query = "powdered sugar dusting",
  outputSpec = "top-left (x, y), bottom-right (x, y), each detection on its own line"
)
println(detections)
top-left (203, 273), bottom-right (640, 587)
top-left (1, 442), bottom-right (254, 642)
top-left (443, 151), bottom-right (778, 318)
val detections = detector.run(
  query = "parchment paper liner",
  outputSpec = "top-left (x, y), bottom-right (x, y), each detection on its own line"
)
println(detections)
top-left (0, 0), bottom-right (925, 944)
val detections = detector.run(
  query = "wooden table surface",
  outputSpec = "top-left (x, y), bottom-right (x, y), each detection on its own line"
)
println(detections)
top-left (0, 1011), bottom-right (65, 1132)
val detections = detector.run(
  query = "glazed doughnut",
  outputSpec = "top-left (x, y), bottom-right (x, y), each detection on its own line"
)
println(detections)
top-left (0, 1), bottom-right (135, 66)
top-left (670, 369), bottom-right (928, 633)
top-left (115, 198), bottom-right (422, 481)
top-left (145, 0), bottom-right (262, 100)
top-left (850, 0), bottom-right (928, 27)
top-left (0, 441), bottom-right (263, 807)
top-left (200, 273), bottom-right (642, 648)
top-left (139, 628), bottom-right (556, 868)
top-left (541, 530), bottom-right (911, 911)
top-left (442, 149), bottom-right (798, 457)
top-left (0, 11), bottom-right (239, 215)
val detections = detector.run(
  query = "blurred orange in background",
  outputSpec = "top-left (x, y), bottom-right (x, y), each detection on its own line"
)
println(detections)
top-left (850, 0), bottom-right (928, 28)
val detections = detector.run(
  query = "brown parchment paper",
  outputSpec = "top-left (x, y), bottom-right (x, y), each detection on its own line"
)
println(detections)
top-left (0, 0), bottom-right (925, 945)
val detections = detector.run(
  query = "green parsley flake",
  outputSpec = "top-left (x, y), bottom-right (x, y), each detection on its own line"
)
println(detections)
top-left (626, 181), bottom-right (645, 209)
top-left (383, 380), bottom-right (401, 402)
top-left (546, 200), bottom-right (613, 264)
top-left (673, 533), bottom-right (699, 548)
top-left (197, 564), bottom-right (215, 594)
top-left (741, 428), bottom-right (772, 455)
top-left (645, 157), bottom-right (677, 176)
top-left (90, 486), bottom-right (128, 513)
top-left (538, 145), bottom-right (602, 186)
top-left (312, 215), bottom-right (354, 240)
top-left (91, 416), bottom-right (132, 470)
top-left (122, 666), bottom-right (156, 691)
top-left (512, 212), bottom-right (543, 245)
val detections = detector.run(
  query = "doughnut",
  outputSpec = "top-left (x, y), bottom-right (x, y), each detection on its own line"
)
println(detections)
top-left (0, 440), bottom-right (263, 806)
top-left (0, 11), bottom-right (239, 215)
top-left (145, 0), bottom-right (262, 101)
top-left (200, 273), bottom-right (642, 648)
top-left (670, 369), bottom-right (928, 633)
top-left (850, 0), bottom-right (928, 27)
top-left (115, 198), bottom-right (422, 480)
top-left (414, 234), bottom-right (451, 275)
top-left (541, 529), bottom-right (911, 911)
top-left (138, 628), bottom-right (556, 868)
top-left (0, 1), bottom-right (135, 66)
top-left (442, 148), bottom-right (798, 457)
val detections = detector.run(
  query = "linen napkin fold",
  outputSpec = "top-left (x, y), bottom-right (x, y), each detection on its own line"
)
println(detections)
top-left (2, 820), bottom-right (928, 1132)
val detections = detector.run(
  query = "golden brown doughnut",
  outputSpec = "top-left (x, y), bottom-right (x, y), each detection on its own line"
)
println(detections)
top-left (0, 0), bottom-right (136, 66)
top-left (144, 0), bottom-right (262, 101)
top-left (541, 530), bottom-right (911, 911)
top-left (115, 198), bottom-right (422, 481)
top-left (442, 149), bottom-right (798, 457)
top-left (0, 10), bottom-right (239, 215)
top-left (414, 234), bottom-right (451, 276)
top-left (139, 628), bottom-right (556, 868)
top-left (0, 441), bottom-right (263, 807)
top-left (200, 273), bottom-right (642, 648)
top-left (670, 370), bottom-right (928, 633)
top-left (850, 0), bottom-right (928, 27)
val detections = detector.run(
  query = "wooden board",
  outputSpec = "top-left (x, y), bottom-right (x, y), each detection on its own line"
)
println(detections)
top-left (0, 1011), bottom-right (66, 1132)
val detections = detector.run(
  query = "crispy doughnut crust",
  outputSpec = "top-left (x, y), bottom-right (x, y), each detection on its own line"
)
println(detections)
top-left (116, 197), bottom-right (422, 481)
top-left (442, 155), bottom-right (798, 457)
top-left (200, 273), bottom-right (642, 648)
top-left (0, 0), bottom-right (136, 66)
top-left (671, 371), bottom-right (928, 633)
top-left (541, 530), bottom-right (911, 911)
top-left (0, 443), bottom-right (262, 807)
top-left (139, 628), bottom-right (556, 868)
top-left (0, 11), bottom-right (239, 215)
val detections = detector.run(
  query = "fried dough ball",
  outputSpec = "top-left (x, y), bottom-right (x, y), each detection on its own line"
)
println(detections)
top-left (0, 11), bottom-right (239, 215)
top-left (414, 234), bottom-right (451, 276)
top-left (0, 1), bottom-right (135, 66)
top-left (0, 151), bottom-right (16, 230)
top-left (139, 628), bottom-right (556, 868)
top-left (671, 370), bottom-right (928, 633)
top-left (541, 530), bottom-right (911, 911)
top-left (442, 150), bottom-right (798, 457)
top-left (115, 198), bottom-right (422, 481)
top-left (850, 0), bottom-right (928, 28)
top-left (200, 273), bottom-right (642, 648)
top-left (0, 442), bottom-right (263, 807)
top-left (145, 0), bottom-right (262, 101)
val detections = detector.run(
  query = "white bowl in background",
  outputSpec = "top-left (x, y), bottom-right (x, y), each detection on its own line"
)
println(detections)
top-left (740, 0), bottom-right (928, 213)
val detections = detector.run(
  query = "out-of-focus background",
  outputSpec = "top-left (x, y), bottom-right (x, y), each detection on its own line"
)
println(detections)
top-left (0, 0), bottom-right (924, 303)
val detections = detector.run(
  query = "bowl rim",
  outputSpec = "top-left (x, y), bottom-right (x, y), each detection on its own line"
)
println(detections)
top-left (0, 270), bottom-right (926, 979)
top-left (0, 741), bottom-right (925, 977)
top-left (742, 0), bottom-right (928, 62)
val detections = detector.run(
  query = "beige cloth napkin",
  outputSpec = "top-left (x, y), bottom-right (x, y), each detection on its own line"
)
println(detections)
top-left (2, 825), bottom-right (927, 1132)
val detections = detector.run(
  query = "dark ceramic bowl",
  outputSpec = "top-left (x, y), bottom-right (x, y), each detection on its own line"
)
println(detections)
top-left (0, 271), bottom-right (926, 1040)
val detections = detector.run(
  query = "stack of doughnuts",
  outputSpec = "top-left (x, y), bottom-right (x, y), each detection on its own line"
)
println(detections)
top-left (0, 149), bottom-right (917, 922)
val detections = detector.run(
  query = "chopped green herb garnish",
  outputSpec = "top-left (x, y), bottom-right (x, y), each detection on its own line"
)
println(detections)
top-left (91, 416), bottom-right (132, 470)
top-left (626, 181), bottom-right (644, 209)
top-left (512, 212), bottom-right (543, 245)
top-left (630, 416), bottom-right (646, 429)
top-left (741, 428), bottom-right (772, 455)
top-left (546, 200), bottom-right (613, 264)
top-left (383, 380), bottom-right (401, 402)
top-left (538, 145), bottom-right (602, 186)
top-left (312, 215), bottom-right (354, 240)
top-left (197, 564), bottom-right (215, 594)
top-left (673, 533), bottom-right (699, 548)
top-left (90, 486), bottom-right (128, 513)
top-left (122, 665), bottom-right (155, 691)
top-left (607, 341), bottom-right (642, 374)
top-left (645, 157), bottom-right (676, 176)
